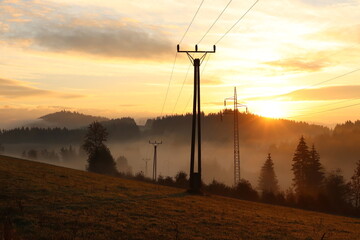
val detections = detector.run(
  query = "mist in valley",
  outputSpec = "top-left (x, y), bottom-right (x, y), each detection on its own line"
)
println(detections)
top-left (3, 122), bottom-right (359, 193)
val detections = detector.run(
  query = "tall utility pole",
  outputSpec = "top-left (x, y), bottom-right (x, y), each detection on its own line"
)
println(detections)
top-left (142, 158), bottom-right (151, 177)
top-left (177, 44), bottom-right (216, 193)
top-left (224, 87), bottom-right (248, 186)
top-left (149, 140), bottom-right (162, 181)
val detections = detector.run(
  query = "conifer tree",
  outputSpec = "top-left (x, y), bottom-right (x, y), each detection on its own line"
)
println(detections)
top-left (258, 153), bottom-right (279, 194)
top-left (308, 144), bottom-right (324, 193)
top-left (292, 136), bottom-right (310, 195)
top-left (350, 159), bottom-right (360, 208)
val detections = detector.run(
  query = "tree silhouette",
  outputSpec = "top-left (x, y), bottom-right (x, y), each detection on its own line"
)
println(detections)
top-left (82, 122), bottom-right (117, 175)
top-left (116, 156), bottom-right (132, 174)
top-left (292, 136), bottom-right (310, 196)
top-left (60, 145), bottom-right (77, 162)
top-left (292, 137), bottom-right (324, 199)
top-left (174, 171), bottom-right (188, 188)
top-left (234, 179), bottom-right (258, 201)
top-left (308, 144), bottom-right (324, 195)
top-left (323, 169), bottom-right (350, 210)
top-left (349, 160), bottom-right (360, 208)
top-left (0, 143), bottom-right (4, 154)
top-left (258, 153), bottom-right (279, 195)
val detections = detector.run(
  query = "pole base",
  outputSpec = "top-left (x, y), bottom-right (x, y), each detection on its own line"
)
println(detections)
top-left (188, 172), bottom-right (202, 194)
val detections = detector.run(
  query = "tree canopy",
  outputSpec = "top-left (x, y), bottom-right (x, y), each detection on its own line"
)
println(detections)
top-left (258, 153), bottom-right (279, 195)
top-left (82, 122), bottom-right (117, 175)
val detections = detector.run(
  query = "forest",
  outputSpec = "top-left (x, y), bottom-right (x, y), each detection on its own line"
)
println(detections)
top-left (1, 111), bottom-right (360, 217)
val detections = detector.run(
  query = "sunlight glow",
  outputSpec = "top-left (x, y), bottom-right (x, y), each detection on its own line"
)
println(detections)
top-left (251, 100), bottom-right (289, 119)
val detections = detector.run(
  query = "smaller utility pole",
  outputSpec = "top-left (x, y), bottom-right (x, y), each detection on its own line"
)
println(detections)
top-left (142, 158), bottom-right (151, 177)
top-left (149, 140), bottom-right (162, 181)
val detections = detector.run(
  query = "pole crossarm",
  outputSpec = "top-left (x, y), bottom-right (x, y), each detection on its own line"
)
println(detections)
top-left (224, 98), bottom-right (248, 113)
top-left (177, 44), bottom-right (216, 53)
top-left (149, 140), bottom-right (163, 146)
top-left (178, 45), bottom-right (215, 66)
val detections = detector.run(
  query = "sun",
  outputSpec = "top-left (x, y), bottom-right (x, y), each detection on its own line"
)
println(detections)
top-left (252, 100), bottom-right (288, 119)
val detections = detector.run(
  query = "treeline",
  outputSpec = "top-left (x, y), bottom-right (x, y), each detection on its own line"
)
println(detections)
top-left (80, 122), bottom-right (360, 217)
top-left (0, 127), bottom-right (84, 144)
top-left (0, 118), bottom-right (140, 144)
top-left (21, 145), bottom-right (84, 162)
top-left (125, 142), bottom-right (360, 217)
top-left (2, 111), bottom-right (358, 148)
top-left (255, 136), bottom-right (359, 216)
top-left (145, 111), bottom-right (330, 143)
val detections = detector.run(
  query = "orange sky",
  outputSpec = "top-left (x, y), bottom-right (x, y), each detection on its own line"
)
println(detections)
top-left (0, 0), bottom-right (359, 127)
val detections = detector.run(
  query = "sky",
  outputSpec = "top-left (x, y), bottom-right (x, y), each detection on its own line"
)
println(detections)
top-left (0, 0), bottom-right (359, 128)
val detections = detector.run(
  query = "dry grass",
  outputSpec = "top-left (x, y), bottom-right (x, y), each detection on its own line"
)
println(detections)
top-left (1, 155), bottom-right (359, 240)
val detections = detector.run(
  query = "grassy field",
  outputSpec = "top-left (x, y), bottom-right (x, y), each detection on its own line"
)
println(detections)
top-left (1, 155), bottom-right (359, 240)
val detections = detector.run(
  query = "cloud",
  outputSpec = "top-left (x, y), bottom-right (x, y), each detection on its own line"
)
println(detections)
top-left (0, 78), bottom-right (83, 99)
top-left (247, 85), bottom-right (360, 101)
top-left (31, 22), bottom-right (172, 60)
top-left (264, 58), bottom-right (330, 72)
top-left (308, 24), bottom-right (360, 44)
top-left (0, 22), bottom-right (10, 33)
top-left (0, 1), bottom-right (174, 60)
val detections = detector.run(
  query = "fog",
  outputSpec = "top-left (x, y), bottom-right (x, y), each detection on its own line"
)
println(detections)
top-left (2, 121), bottom-right (359, 192)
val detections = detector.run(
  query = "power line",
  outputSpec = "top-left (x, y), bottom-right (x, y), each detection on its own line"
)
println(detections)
top-left (161, 0), bottom-right (206, 117)
top-left (310, 68), bottom-right (360, 88)
top-left (201, 54), bottom-right (211, 74)
top-left (160, 52), bottom-right (178, 116)
top-left (179, 0), bottom-right (206, 45)
top-left (181, 54), bottom-right (212, 115)
top-left (249, 67), bottom-right (360, 102)
top-left (215, 0), bottom-right (260, 45)
top-left (172, 63), bottom-right (192, 114)
top-left (286, 100), bottom-right (360, 119)
top-left (292, 98), bottom-right (359, 114)
top-left (284, 67), bottom-right (360, 102)
top-left (182, 95), bottom-right (193, 115)
top-left (197, 0), bottom-right (233, 44)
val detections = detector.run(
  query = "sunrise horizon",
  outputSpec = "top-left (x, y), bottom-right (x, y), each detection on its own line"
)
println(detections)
top-left (1, 0), bottom-right (359, 129)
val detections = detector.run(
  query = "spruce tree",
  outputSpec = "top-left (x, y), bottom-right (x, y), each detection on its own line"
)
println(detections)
top-left (258, 153), bottom-right (279, 194)
top-left (350, 159), bottom-right (360, 208)
top-left (308, 144), bottom-right (324, 194)
top-left (292, 136), bottom-right (310, 196)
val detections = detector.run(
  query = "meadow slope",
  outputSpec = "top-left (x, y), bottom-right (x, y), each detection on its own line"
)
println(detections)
top-left (0, 155), bottom-right (359, 240)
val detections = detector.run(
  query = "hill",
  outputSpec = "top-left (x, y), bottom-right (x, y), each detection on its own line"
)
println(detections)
top-left (1, 155), bottom-right (359, 240)
top-left (145, 111), bottom-right (330, 144)
top-left (37, 110), bottom-right (109, 129)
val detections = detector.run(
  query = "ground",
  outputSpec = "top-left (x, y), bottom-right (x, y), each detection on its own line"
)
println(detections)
top-left (0, 155), bottom-right (359, 240)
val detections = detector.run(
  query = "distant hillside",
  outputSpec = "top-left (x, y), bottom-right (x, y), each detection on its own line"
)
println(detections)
top-left (145, 111), bottom-right (331, 144)
top-left (0, 117), bottom-right (140, 144)
top-left (1, 155), bottom-right (359, 239)
top-left (37, 110), bottom-right (109, 129)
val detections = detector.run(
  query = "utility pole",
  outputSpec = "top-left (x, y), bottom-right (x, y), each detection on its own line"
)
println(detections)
top-left (177, 44), bottom-right (216, 193)
top-left (224, 87), bottom-right (248, 186)
top-left (149, 140), bottom-right (162, 181)
top-left (142, 158), bottom-right (151, 177)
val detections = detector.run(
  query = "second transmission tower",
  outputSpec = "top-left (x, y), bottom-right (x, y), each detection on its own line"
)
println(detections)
top-left (224, 87), bottom-right (248, 186)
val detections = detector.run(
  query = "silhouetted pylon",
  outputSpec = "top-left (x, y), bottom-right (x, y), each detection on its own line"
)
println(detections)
top-left (177, 44), bottom-right (216, 193)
